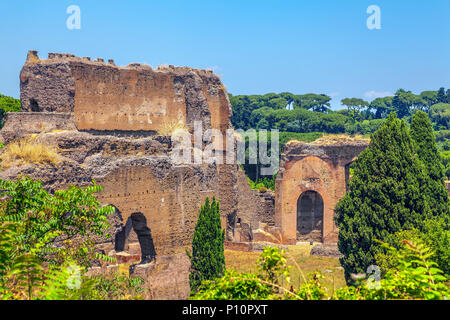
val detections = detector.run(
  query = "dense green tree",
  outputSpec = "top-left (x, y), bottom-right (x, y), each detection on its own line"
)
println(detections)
top-left (392, 89), bottom-right (416, 118)
top-left (341, 98), bottom-right (369, 121)
top-left (419, 91), bottom-right (438, 112)
top-left (410, 111), bottom-right (449, 218)
top-left (366, 97), bottom-right (391, 119)
top-left (410, 111), bottom-right (450, 275)
top-left (295, 94), bottom-right (331, 113)
top-left (335, 113), bottom-right (431, 284)
top-left (229, 88), bottom-right (449, 136)
top-left (430, 103), bottom-right (450, 130)
top-left (0, 94), bottom-right (21, 128)
top-left (437, 87), bottom-right (447, 104)
top-left (187, 197), bottom-right (225, 293)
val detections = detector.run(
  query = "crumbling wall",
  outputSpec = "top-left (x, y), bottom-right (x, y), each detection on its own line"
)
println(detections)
top-left (96, 164), bottom-right (217, 256)
top-left (19, 51), bottom-right (232, 133)
top-left (20, 51), bottom-right (76, 112)
top-left (1, 50), bottom-right (261, 299)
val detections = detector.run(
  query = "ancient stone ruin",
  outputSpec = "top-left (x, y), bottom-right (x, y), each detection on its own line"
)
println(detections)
top-left (275, 137), bottom-right (369, 244)
top-left (0, 51), bottom-right (371, 299)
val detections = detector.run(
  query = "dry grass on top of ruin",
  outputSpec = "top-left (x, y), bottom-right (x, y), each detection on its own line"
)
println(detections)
top-left (286, 134), bottom-right (370, 147)
top-left (1, 136), bottom-right (60, 168)
top-left (224, 245), bottom-right (346, 296)
top-left (311, 134), bottom-right (370, 145)
top-left (158, 119), bottom-right (190, 137)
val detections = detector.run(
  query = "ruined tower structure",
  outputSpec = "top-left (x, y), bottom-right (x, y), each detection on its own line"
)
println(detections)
top-left (1, 51), bottom-right (266, 299)
top-left (0, 51), bottom-right (370, 298)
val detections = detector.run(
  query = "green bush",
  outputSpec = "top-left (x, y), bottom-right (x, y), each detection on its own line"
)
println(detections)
top-left (0, 94), bottom-right (21, 128)
top-left (0, 178), bottom-right (145, 300)
top-left (187, 197), bottom-right (225, 294)
top-left (192, 243), bottom-right (449, 300)
top-left (336, 240), bottom-right (449, 300)
top-left (0, 177), bottom-right (116, 268)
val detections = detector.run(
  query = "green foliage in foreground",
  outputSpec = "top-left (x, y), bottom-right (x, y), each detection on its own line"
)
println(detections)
top-left (187, 197), bottom-right (225, 293)
top-left (0, 214), bottom-right (144, 300)
top-left (0, 177), bottom-right (116, 268)
top-left (192, 244), bottom-right (449, 300)
top-left (0, 177), bottom-right (145, 300)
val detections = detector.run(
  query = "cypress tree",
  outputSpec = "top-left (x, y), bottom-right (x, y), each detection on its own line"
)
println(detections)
top-left (410, 110), bottom-right (449, 218)
top-left (188, 197), bottom-right (225, 293)
top-left (410, 110), bottom-right (450, 274)
top-left (335, 113), bottom-right (431, 284)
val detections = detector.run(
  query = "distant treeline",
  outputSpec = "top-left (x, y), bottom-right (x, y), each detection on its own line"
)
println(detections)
top-left (230, 88), bottom-right (450, 182)
top-left (229, 88), bottom-right (450, 135)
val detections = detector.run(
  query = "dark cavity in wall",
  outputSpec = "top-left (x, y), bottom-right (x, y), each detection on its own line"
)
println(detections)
top-left (297, 190), bottom-right (324, 242)
top-left (29, 98), bottom-right (40, 112)
top-left (115, 212), bottom-right (157, 263)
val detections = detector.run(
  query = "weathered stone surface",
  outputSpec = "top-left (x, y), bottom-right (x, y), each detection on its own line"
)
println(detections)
top-left (0, 112), bottom-right (76, 144)
top-left (130, 253), bottom-right (191, 300)
top-left (20, 51), bottom-right (232, 133)
top-left (233, 169), bottom-right (275, 236)
top-left (310, 243), bottom-right (343, 258)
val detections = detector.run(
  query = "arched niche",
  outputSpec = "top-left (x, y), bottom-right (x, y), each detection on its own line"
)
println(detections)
top-left (297, 190), bottom-right (324, 242)
top-left (115, 212), bottom-right (157, 262)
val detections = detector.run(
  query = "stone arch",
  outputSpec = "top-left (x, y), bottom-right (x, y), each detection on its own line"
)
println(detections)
top-left (115, 212), bottom-right (157, 262)
top-left (275, 155), bottom-right (336, 244)
top-left (297, 190), bottom-right (324, 242)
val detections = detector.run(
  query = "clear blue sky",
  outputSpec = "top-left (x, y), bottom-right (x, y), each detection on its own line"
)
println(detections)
top-left (0, 0), bottom-right (449, 109)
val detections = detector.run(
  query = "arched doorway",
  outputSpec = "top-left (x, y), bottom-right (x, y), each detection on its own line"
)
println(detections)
top-left (297, 191), bottom-right (324, 242)
top-left (115, 212), bottom-right (157, 264)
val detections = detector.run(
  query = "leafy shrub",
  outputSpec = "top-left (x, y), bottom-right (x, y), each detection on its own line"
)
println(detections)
top-left (336, 240), bottom-right (449, 300)
top-left (0, 177), bottom-right (116, 268)
top-left (192, 247), bottom-right (327, 300)
top-left (191, 270), bottom-right (272, 300)
top-left (192, 242), bottom-right (449, 300)
top-left (0, 178), bottom-right (145, 300)
top-left (0, 94), bottom-right (21, 128)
